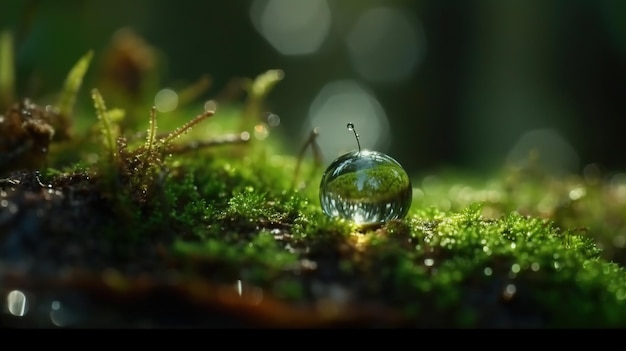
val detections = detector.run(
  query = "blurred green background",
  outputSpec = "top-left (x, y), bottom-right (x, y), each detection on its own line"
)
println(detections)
top-left (2, 0), bottom-right (626, 177)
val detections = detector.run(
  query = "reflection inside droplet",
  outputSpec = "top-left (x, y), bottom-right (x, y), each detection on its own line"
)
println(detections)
top-left (7, 290), bottom-right (27, 317)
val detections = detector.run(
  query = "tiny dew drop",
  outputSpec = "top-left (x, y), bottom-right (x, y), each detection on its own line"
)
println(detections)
top-left (346, 123), bottom-right (361, 152)
top-left (319, 122), bottom-right (412, 226)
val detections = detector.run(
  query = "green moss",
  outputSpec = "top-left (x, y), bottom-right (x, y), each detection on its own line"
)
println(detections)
top-left (140, 147), bottom-right (626, 326)
top-left (411, 164), bottom-right (626, 265)
top-left (172, 231), bottom-right (299, 283)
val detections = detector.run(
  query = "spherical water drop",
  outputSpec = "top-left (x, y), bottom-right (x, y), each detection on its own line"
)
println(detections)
top-left (319, 123), bottom-right (412, 225)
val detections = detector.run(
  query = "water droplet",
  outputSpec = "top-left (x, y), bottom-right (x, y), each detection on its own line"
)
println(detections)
top-left (204, 100), bottom-right (218, 112)
top-left (154, 88), bottom-right (178, 113)
top-left (320, 123), bottom-right (411, 225)
top-left (319, 149), bottom-right (412, 225)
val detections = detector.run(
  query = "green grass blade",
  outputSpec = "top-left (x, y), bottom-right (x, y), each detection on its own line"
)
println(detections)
top-left (57, 50), bottom-right (94, 117)
top-left (0, 30), bottom-right (15, 109)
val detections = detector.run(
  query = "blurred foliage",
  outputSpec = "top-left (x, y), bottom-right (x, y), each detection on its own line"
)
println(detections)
top-left (3, 0), bottom-right (626, 175)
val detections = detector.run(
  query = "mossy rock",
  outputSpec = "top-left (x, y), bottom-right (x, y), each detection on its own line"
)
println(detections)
top-left (2, 38), bottom-right (626, 328)
top-left (2, 150), bottom-right (626, 328)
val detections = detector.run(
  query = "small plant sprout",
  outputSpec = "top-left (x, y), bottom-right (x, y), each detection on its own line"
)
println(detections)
top-left (292, 127), bottom-right (322, 190)
top-left (319, 122), bottom-right (412, 226)
top-left (58, 51), bottom-right (93, 119)
top-left (90, 87), bottom-right (218, 205)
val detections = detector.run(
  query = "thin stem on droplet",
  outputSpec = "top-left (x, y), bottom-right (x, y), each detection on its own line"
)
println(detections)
top-left (347, 122), bottom-right (361, 152)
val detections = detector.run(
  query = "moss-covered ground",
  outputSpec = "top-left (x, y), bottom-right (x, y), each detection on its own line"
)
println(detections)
top-left (2, 32), bottom-right (626, 328)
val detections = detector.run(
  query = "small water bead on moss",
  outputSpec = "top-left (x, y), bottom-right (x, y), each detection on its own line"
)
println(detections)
top-left (319, 123), bottom-right (412, 226)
